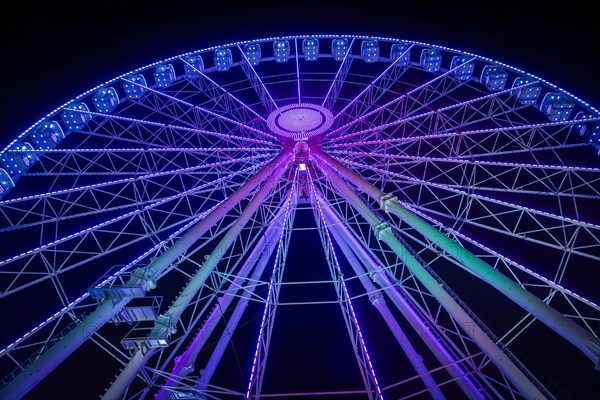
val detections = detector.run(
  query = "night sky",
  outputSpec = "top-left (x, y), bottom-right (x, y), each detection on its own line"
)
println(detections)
top-left (1, 1), bottom-right (599, 399)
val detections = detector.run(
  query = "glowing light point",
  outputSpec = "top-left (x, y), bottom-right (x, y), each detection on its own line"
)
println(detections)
top-left (267, 103), bottom-right (333, 139)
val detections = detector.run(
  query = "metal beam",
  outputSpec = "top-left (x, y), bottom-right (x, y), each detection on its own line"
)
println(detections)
top-left (155, 200), bottom-right (289, 400)
top-left (102, 150), bottom-right (292, 399)
top-left (320, 196), bottom-right (448, 399)
top-left (312, 147), bottom-right (600, 368)
top-left (0, 149), bottom-right (291, 400)
top-left (313, 153), bottom-right (549, 399)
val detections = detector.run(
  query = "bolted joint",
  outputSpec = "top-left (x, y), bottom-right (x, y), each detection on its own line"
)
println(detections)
top-left (374, 222), bottom-right (392, 240)
top-left (368, 291), bottom-right (384, 307)
top-left (379, 193), bottom-right (397, 213)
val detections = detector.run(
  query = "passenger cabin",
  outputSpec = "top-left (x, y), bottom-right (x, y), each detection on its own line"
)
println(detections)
top-left (123, 74), bottom-right (147, 100)
top-left (30, 121), bottom-right (64, 150)
top-left (93, 87), bottom-right (119, 113)
top-left (61, 102), bottom-right (91, 130)
top-left (511, 77), bottom-right (541, 105)
top-left (214, 48), bottom-right (233, 71)
top-left (361, 40), bottom-right (379, 63)
top-left (481, 65), bottom-right (508, 91)
top-left (450, 55), bottom-right (474, 80)
top-left (331, 38), bottom-right (349, 61)
top-left (390, 42), bottom-right (410, 66)
top-left (243, 43), bottom-right (261, 66)
top-left (273, 40), bottom-right (290, 63)
top-left (183, 54), bottom-right (204, 77)
top-left (420, 48), bottom-right (442, 72)
top-left (154, 64), bottom-right (176, 87)
top-left (540, 92), bottom-right (574, 122)
top-left (303, 38), bottom-right (319, 61)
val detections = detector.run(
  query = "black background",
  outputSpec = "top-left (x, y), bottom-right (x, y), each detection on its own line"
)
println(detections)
top-left (1, 1), bottom-right (599, 399)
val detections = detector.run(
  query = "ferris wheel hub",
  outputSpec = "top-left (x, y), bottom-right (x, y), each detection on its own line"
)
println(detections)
top-left (267, 103), bottom-right (333, 140)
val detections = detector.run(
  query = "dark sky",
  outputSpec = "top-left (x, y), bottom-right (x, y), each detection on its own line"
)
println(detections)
top-left (1, 1), bottom-right (599, 399)
top-left (1, 0), bottom-right (599, 148)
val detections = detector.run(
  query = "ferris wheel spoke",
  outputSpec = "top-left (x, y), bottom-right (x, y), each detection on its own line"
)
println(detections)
top-left (385, 205), bottom-right (600, 340)
top-left (330, 54), bottom-right (477, 139)
top-left (68, 103), bottom-right (277, 149)
top-left (326, 82), bottom-right (535, 144)
top-left (332, 44), bottom-right (414, 124)
top-left (328, 149), bottom-right (600, 201)
top-left (326, 120), bottom-right (596, 165)
top-left (26, 145), bottom-right (274, 176)
top-left (0, 153), bottom-right (272, 231)
top-left (322, 37), bottom-right (355, 110)
top-left (237, 44), bottom-right (278, 113)
top-left (0, 163), bottom-right (266, 296)
top-left (120, 77), bottom-right (277, 142)
top-left (179, 56), bottom-right (270, 130)
top-left (343, 158), bottom-right (600, 259)
top-left (0, 197), bottom-right (228, 368)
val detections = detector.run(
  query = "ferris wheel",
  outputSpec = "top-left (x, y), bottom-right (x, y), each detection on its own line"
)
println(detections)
top-left (0, 34), bottom-right (599, 400)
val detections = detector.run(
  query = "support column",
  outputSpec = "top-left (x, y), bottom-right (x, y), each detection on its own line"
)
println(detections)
top-left (314, 156), bottom-right (547, 399)
top-left (321, 201), bottom-right (447, 400)
top-left (312, 147), bottom-right (600, 367)
top-left (320, 198), bottom-right (485, 399)
top-left (0, 149), bottom-right (291, 400)
top-left (102, 152), bottom-right (292, 399)
top-left (155, 205), bottom-right (288, 400)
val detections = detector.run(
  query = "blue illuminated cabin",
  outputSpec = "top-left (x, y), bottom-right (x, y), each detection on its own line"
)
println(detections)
top-left (243, 43), bottom-right (261, 66)
top-left (303, 38), bottom-right (319, 61)
top-left (273, 40), bottom-right (290, 63)
top-left (123, 74), bottom-right (147, 100)
top-left (61, 102), bottom-right (92, 130)
top-left (420, 49), bottom-right (442, 72)
top-left (481, 65), bottom-right (508, 91)
top-left (0, 168), bottom-right (15, 199)
top-left (0, 142), bottom-right (38, 177)
top-left (214, 48), bottom-right (233, 71)
top-left (587, 125), bottom-right (600, 146)
top-left (331, 38), bottom-right (349, 61)
top-left (154, 64), bottom-right (176, 87)
top-left (30, 121), bottom-right (64, 150)
top-left (540, 92), bottom-right (574, 122)
top-left (361, 40), bottom-right (379, 63)
top-left (92, 87), bottom-right (119, 113)
top-left (390, 42), bottom-right (410, 66)
top-left (511, 77), bottom-right (541, 105)
top-left (571, 112), bottom-right (596, 139)
top-left (183, 54), bottom-right (204, 77)
top-left (450, 55), bottom-right (474, 80)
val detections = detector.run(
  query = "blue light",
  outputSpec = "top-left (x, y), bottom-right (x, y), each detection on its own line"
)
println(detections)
top-left (61, 102), bottom-right (92, 130)
top-left (540, 92), bottom-right (574, 122)
top-left (0, 142), bottom-right (38, 177)
top-left (92, 87), bottom-right (119, 113)
top-left (154, 64), bottom-right (176, 87)
top-left (420, 48), bottom-right (442, 72)
top-left (243, 43), bottom-right (262, 66)
top-left (29, 120), bottom-right (65, 150)
top-left (450, 55), bottom-right (474, 80)
top-left (361, 40), bottom-right (379, 63)
top-left (302, 38), bottom-right (319, 61)
top-left (331, 37), bottom-right (349, 61)
top-left (214, 48), bottom-right (233, 71)
top-left (273, 40), bottom-right (290, 63)
top-left (123, 74), bottom-right (147, 100)
top-left (390, 42), bottom-right (410, 66)
top-left (183, 54), bottom-right (204, 77)
top-left (511, 77), bottom-right (541, 105)
top-left (481, 65), bottom-right (508, 91)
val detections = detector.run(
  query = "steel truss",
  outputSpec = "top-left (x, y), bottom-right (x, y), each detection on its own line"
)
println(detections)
top-left (1, 34), bottom-right (599, 400)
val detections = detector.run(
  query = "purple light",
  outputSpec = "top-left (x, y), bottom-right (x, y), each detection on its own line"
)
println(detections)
top-left (267, 103), bottom-right (333, 139)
